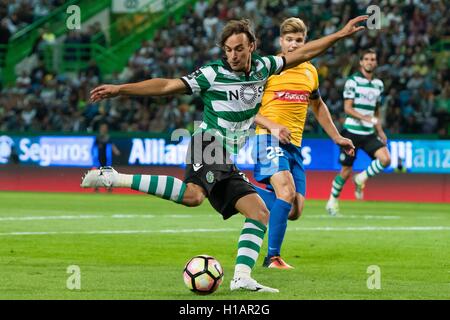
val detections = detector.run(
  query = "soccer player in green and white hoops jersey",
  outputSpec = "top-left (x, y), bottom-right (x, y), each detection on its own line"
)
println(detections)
top-left (326, 48), bottom-right (391, 216)
top-left (82, 17), bottom-right (367, 292)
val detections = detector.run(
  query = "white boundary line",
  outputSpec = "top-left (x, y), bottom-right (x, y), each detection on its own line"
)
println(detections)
top-left (0, 226), bottom-right (449, 236)
top-left (0, 214), bottom-right (185, 221)
top-left (0, 214), bottom-right (403, 222)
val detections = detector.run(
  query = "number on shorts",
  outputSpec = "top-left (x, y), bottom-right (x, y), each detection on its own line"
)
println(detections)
top-left (266, 146), bottom-right (284, 160)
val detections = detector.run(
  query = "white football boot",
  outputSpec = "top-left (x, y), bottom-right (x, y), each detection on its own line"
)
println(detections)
top-left (80, 166), bottom-right (118, 188)
top-left (230, 277), bottom-right (279, 293)
top-left (352, 175), bottom-right (365, 200)
top-left (326, 198), bottom-right (340, 216)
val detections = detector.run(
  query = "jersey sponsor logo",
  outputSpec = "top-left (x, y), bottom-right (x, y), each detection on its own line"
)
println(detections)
top-left (228, 85), bottom-right (264, 104)
top-left (240, 85), bottom-right (261, 104)
top-left (274, 90), bottom-right (309, 103)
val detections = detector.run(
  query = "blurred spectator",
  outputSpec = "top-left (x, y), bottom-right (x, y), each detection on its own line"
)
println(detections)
top-left (95, 122), bottom-right (120, 167)
top-left (0, 0), bottom-right (448, 137)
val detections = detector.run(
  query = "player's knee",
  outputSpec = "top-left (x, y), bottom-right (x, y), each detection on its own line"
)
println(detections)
top-left (183, 190), bottom-right (205, 207)
top-left (189, 194), bottom-right (205, 206)
top-left (277, 186), bottom-right (296, 204)
top-left (380, 156), bottom-right (391, 168)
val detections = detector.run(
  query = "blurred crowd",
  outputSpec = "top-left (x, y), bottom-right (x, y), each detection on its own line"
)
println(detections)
top-left (0, 0), bottom-right (65, 43)
top-left (0, 0), bottom-right (449, 138)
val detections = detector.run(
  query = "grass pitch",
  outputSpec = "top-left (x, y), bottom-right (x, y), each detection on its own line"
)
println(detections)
top-left (0, 191), bottom-right (449, 300)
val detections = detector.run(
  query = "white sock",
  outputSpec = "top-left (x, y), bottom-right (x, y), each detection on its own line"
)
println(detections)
top-left (234, 264), bottom-right (251, 279)
top-left (114, 174), bottom-right (133, 187)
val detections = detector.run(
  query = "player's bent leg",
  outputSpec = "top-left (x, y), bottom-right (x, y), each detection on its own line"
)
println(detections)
top-left (235, 193), bottom-right (269, 225)
top-left (180, 183), bottom-right (206, 207)
top-left (327, 166), bottom-right (352, 216)
top-left (354, 147), bottom-right (390, 200)
top-left (230, 193), bottom-right (279, 293)
top-left (375, 147), bottom-right (391, 168)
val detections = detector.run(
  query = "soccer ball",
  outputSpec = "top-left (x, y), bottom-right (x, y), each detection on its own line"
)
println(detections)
top-left (183, 255), bottom-right (224, 294)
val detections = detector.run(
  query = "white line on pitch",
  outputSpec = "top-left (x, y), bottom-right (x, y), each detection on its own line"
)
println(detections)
top-left (205, 214), bottom-right (403, 220)
top-left (306, 215), bottom-right (401, 219)
top-left (0, 215), bottom-right (103, 221)
top-left (0, 226), bottom-right (449, 236)
top-left (0, 214), bottom-right (194, 221)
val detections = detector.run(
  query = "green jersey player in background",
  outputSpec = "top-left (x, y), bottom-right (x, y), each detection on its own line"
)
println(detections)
top-left (82, 17), bottom-right (367, 292)
top-left (326, 48), bottom-right (391, 216)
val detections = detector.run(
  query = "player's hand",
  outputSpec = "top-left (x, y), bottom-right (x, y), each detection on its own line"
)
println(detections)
top-left (337, 15), bottom-right (368, 38)
top-left (335, 136), bottom-right (355, 156)
top-left (362, 115), bottom-right (378, 125)
top-left (378, 131), bottom-right (388, 145)
top-left (270, 124), bottom-right (291, 144)
top-left (90, 84), bottom-right (121, 102)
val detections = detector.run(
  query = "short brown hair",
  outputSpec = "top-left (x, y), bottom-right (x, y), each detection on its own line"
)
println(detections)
top-left (220, 19), bottom-right (256, 48)
top-left (360, 48), bottom-right (377, 60)
top-left (280, 17), bottom-right (307, 36)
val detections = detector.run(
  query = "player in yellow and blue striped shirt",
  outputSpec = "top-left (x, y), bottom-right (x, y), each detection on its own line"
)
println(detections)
top-left (253, 18), bottom-right (355, 269)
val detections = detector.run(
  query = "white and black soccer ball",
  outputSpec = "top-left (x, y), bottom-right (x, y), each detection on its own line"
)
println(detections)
top-left (183, 255), bottom-right (224, 294)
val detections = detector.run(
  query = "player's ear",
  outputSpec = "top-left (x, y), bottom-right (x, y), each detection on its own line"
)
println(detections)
top-left (249, 41), bottom-right (256, 52)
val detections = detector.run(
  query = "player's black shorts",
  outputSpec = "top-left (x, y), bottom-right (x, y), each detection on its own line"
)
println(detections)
top-left (184, 133), bottom-right (256, 219)
top-left (339, 129), bottom-right (386, 166)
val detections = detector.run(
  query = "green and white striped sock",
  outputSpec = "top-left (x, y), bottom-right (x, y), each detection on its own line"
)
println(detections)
top-left (366, 159), bottom-right (386, 178)
top-left (356, 159), bottom-right (387, 185)
top-left (234, 218), bottom-right (266, 279)
top-left (330, 175), bottom-right (346, 200)
top-left (131, 175), bottom-right (186, 203)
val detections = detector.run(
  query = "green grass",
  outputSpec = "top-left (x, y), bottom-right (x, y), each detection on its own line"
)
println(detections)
top-left (0, 191), bottom-right (449, 300)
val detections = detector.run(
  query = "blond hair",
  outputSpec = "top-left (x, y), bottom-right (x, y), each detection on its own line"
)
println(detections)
top-left (280, 17), bottom-right (307, 36)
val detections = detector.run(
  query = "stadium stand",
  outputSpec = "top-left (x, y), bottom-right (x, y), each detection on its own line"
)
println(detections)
top-left (0, 0), bottom-right (449, 137)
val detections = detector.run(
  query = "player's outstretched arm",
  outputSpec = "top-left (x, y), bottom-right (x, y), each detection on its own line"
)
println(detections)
top-left (284, 15), bottom-right (368, 69)
top-left (310, 97), bottom-right (355, 156)
top-left (90, 78), bottom-right (187, 102)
